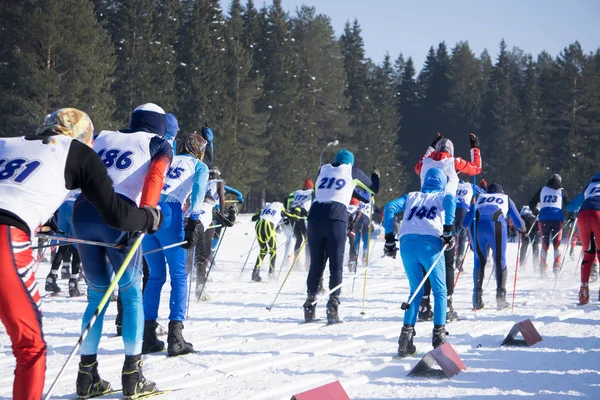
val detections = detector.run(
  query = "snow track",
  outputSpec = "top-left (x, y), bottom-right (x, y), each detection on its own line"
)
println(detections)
top-left (1, 214), bottom-right (599, 399)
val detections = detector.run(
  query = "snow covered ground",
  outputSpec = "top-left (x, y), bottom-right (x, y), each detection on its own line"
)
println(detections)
top-left (1, 214), bottom-right (599, 399)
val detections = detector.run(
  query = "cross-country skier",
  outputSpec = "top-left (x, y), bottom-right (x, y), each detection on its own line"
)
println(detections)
top-left (288, 179), bottom-right (314, 269)
top-left (463, 183), bottom-right (525, 310)
top-left (0, 108), bottom-right (161, 400)
top-left (142, 133), bottom-right (209, 356)
top-left (72, 103), bottom-right (172, 399)
top-left (414, 132), bottom-right (482, 322)
top-left (250, 201), bottom-right (291, 281)
top-left (347, 197), bottom-right (361, 272)
top-left (519, 205), bottom-right (540, 269)
top-left (566, 172), bottom-right (600, 304)
top-left (353, 200), bottom-right (372, 266)
top-left (303, 149), bottom-right (379, 324)
top-left (529, 174), bottom-right (569, 277)
top-left (382, 167), bottom-right (456, 357)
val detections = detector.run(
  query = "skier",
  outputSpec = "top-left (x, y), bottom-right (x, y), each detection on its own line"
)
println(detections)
top-left (164, 113), bottom-right (179, 152)
top-left (353, 200), bottom-right (372, 266)
top-left (566, 172), bottom-right (600, 304)
top-left (383, 167), bottom-right (456, 356)
top-left (72, 103), bottom-right (172, 399)
top-left (347, 197), bottom-right (361, 272)
top-left (142, 133), bottom-right (209, 356)
top-left (519, 205), bottom-right (540, 269)
top-left (303, 149), bottom-right (379, 324)
top-left (0, 108), bottom-right (161, 400)
top-left (250, 201), bottom-right (291, 281)
top-left (463, 183), bottom-right (525, 310)
top-left (414, 132), bottom-right (482, 321)
top-left (288, 179), bottom-right (314, 269)
top-left (529, 174), bottom-right (569, 277)
top-left (200, 125), bottom-right (214, 169)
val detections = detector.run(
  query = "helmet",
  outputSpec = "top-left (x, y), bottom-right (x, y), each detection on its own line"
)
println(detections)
top-left (209, 166), bottom-right (221, 179)
top-left (547, 173), bottom-right (562, 189)
top-left (487, 183), bottom-right (504, 194)
top-left (435, 138), bottom-right (454, 157)
top-left (303, 179), bottom-right (314, 190)
top-left (36, 108), bottom-right (94, 146)
top-left (177, 132), bottom-right (207, 161)
top-left (165, 113), bottom-right (179, 140)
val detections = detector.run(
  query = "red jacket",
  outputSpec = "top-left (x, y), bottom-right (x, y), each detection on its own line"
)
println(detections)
top-left (414, 146), bottom-right (482, 176)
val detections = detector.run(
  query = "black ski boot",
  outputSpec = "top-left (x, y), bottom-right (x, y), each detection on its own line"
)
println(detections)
top-left (251, 266), bottom-right (262, 282)
top-left (303, 294), bottom-right (317, 323)
top-left (417, 296), bottom-right (433, 321)
top-left (432, 325), bottom-right (447, 349)
top-left (326, 295), bottom-right (341, 324)
top-left (167, 320), bottom-right (194, 357)
top-left (76, 355), bottom-right (111, 399)
top-left (45, 273), bottom-right (61, 294)
top-left (397, 324), bottom-right (416, 358)
top-left (446, 295), bottom-right (458, 322)
top-left (142, 320), bottom-right (164, 354)
top-left (496, 289), bottom-right (509, 310)
top-left (69, 278), bottom-right (82, 297)
top-left (473, 289), bottom-right (484, 310)
top-left (122, 354), bottom-right (157, 400)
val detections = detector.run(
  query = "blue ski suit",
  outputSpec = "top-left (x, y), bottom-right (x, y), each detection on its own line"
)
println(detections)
top-left (383, 167), bottom-right (456, 326)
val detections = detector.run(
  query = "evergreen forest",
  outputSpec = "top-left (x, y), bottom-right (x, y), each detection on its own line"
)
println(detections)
top-left (1, 0), bottom-right (598, 209)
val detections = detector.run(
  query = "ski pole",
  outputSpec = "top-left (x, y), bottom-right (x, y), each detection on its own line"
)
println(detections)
top-left (360, 197), bottom-right (375, 315)
top-left (453, 245), bottom-right (470, 290)
top-left (266, 240), bottom-right (307, 311)
top-left (573, 246), bottom-right (584, 276)
top-left (511, 233), bottom-right (523, 313)
top-left (35, 234), bottom-right (123, 249)
top-left (550, 218), bottom-right (578, 301)
top-left (186, 245), bottom-right (196, 319)
top-left (197, 228), bottom-right (227, 301)
top-left (239, 236), bottom-right (258, 280)
top-left (400, 244), bottom-right (448, 311)
top-left (142, 241), bottom-right (187, 256)
top-left (277, 221), bottom-right (296, 279)
top-left (43, 234), bottom-right (145, 400)
top-left (311, 254), bottom-right (386, 307)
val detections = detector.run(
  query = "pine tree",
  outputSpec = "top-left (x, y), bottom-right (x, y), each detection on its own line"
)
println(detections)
top-left (0, 0), bottom-right (114, 137)
top-left (396, 57), bottom-right (421, 168)
top-left (418, 43), bottom-right (451, 138)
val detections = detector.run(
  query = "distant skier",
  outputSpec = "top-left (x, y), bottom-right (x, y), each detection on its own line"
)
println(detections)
top-left (529, 174), bottom-right (569, 277)
top-left (519, 205), bottom-right (540, 269)
top-left (288, 179), bottom-right (314, 269)
top-left (250, 201), bottom-right (290, 281)
top-left (353, 200), bottom-right (372, 266)
top-left (463, 183), bottom-right (525, 310)
top-left (566, 173), bottom-right (600, 304)
top-left (303, 149), bottom-right (379, 324)
top-left (382, 167), bottom-right (456, 357)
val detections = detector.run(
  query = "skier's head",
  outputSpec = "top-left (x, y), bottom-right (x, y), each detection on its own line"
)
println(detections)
top-left (129, 103), bottom-right (166, 137)
top-left (209, 166), bottom-right (221, 180)
top-left (177, 132), bottom-right (207, 161)
top-left (421, 167), bottom-right (448, 193)
top-left (487, 183), bottom-right (504, 194)
top-left (334, 149), bottom-right (354, 166)
top-left (165, 113), bottom-right (179, 141)
top-left (37, 108), bottom-right (94, 146)
top-left (303, 179), bottom-right (314, 190)
top-left (435, 138), bottom-right (454, 157)
top-left (546, 173), bottom-right (562, 190)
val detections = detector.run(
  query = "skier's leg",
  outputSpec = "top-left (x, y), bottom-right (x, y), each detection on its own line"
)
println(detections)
top-left (540, 221), bottom-right (550, 272)
top-left (399, 240), bottom-right (424, 326)
top-left (142, 235), bottom-right (167, 322)
top-left (326, 220), bottom-right (347, 296)
top-left (493, 220), bottom-right (509, 308)
top-left (419, 239), bottom-right (447, 327)
top-left (306, 220), bottom-right (327, 295)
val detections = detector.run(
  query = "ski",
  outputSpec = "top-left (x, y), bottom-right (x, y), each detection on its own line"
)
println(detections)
top-left (80, 388), bottom-right (181, 399)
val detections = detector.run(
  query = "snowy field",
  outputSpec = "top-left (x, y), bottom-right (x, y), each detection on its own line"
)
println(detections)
top-left (1, 214), bottom-right (599, 399)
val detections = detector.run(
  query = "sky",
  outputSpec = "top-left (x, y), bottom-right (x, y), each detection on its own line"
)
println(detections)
top-left (220, 0), bottom-right (600, 69)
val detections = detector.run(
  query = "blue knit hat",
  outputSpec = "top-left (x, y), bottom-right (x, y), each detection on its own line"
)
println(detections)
top-left (165, 113), bottom-right (179, 140)
top-left (335, 149), bottom-right (354, 166)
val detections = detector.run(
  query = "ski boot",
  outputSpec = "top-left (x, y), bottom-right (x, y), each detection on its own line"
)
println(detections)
top-left (397, 324), bottom-right (416, 358)
top-left (76, 355), bottom-right (111, 399)
top-left (69, 278), bottom-right (82, 297)
top-left (167, 321), bottom-right (194, 357)
top-left (432, 325), bottom-right (447, 349)
top-left (446, 296), bottom-right (458, 322)
top-left (579, 283), bottom-right (589, 305)
top-left (326, 295), bottom-right (341, 324)
top-left (61, 265), bottom-right (70, 280)
top-left (348, 261), bottom-right (357, 273)
top-left (122, 354), bottom-right (157, 400)
top-left (417, 296), bottom-right (433, 321)
top-left (251, 266), bottom-right (262, 282)
top-left (591, 263), bottom-right (598, 282)
top-left (496, 288), bottom-right (509, 310)
top-left (303, 294), bottom-right (317, 323)
top-left (142, 320), bottom-right (164, 354)
top-left (45, 273), bottom-right (61, 294)
top-left (473, 289), bottom-right (484, 310)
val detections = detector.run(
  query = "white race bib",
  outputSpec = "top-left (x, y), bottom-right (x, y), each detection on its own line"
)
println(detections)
top-left (314, 164), bottom-right (354, 205)
top-left (399, 192), bottom-right (445, 238)
top-left (260, 202), bottom-right (284, 225)
top-left (420, 157), bottom-right (458, 195)
top-left (540, 186), bottom-right (563, 210)
top-left (584, 181), bottom-right (600, 200)
top-left (161, 155), bottom-right (199, 205)
top-left (476, 193), bottom-right (509, 216)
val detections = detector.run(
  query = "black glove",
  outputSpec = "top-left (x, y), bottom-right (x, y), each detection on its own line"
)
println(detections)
top-left (441, 224), bottom-right (455, 250)
top-left (371, 167), bottom-right (381, 178)
top-left (431, 132), bottom-right (443, 148)
top-left (213, 209), bottom-right (234, 227)
top-left (227, 204), bottom-right (238, 224)
top-left (282, 217), bottom-right (290, 225)
top-left (567, 212), bottom-right (575, 224)
top-left (143, 206), bottom-right (163, 234)
top-left (470, 133), bottom-right (480, 149)
top-left (182, 218), bottom-right (200, 249)
top-left (384, 233), bottom-right (398, 259)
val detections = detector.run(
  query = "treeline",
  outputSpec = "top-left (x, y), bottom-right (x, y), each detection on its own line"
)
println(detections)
top-left (1, 0), bottom-right (598, 209)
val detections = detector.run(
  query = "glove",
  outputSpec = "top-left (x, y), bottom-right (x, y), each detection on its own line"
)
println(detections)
top-left (143, 206), bottom-right (163, 234)
top-left (480, 178), bottom-right (488, 191)
top-left (213, 209), bottom-right (234, 227)
top-left (227, 204), bottom-right (238, 224)
top-left (282, 217), bottom-right (290, 225)
top-left (431, 132), bottom-right (443, 148)
top-left (469, 133), bottom-right (480, 148)
top-left (567, 212), bottom-right (575, 224)
top-left (441, 224), bottom-right (455, 250)
top-left (182, 218), bottom-right (200, 249)
top-left (384, 233), bottom-right (398, 259)
top-left (371, 167), bottom-right (381, 178)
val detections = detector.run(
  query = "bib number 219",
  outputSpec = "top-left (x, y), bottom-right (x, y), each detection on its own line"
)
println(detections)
top-left (318, 177), bottom-right (346, 190)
